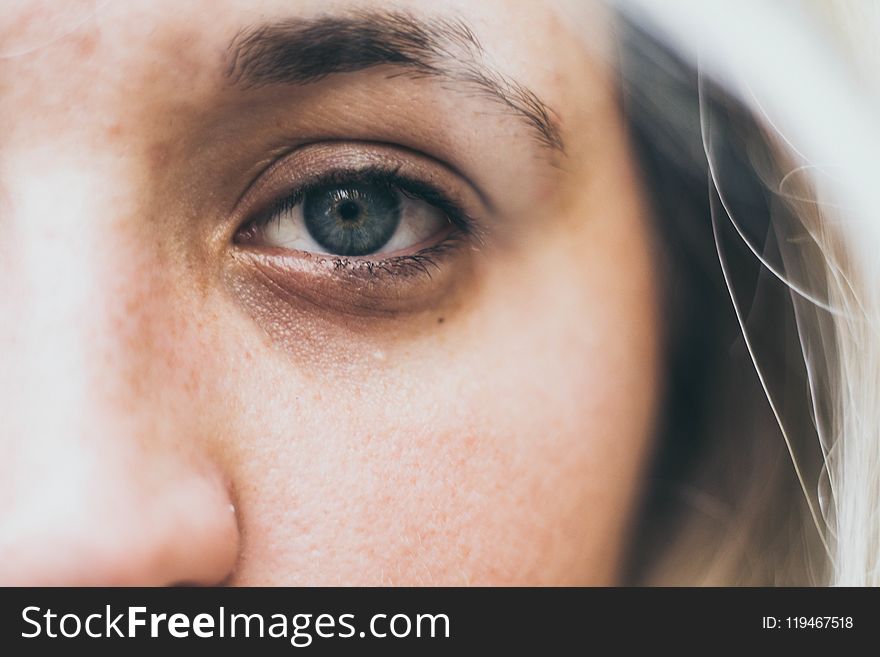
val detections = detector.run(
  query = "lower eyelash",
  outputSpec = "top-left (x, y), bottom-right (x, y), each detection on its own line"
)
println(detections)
top-left (307, 229), bottom-right (469, 281)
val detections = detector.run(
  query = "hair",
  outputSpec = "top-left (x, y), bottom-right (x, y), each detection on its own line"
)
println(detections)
top-left (555, 0), bottom-right (880, 585)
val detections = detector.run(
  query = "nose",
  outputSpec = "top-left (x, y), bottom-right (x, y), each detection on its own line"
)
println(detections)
top-left (0, 447), bottom-right (240, 586)
top-left (0, 169), bottom-right (240, 585)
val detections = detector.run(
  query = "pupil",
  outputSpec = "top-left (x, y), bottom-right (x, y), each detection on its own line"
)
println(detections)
top-left (337, 200), bottom-right (360, 221)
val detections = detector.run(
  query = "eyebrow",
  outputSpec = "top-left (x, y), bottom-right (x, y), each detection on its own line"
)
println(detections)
top-left (226, 10), bottom-right (564, 152)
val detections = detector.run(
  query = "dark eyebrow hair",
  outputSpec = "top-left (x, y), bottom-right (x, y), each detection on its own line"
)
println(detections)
top-left (226, 10), bottom-right (564, 152)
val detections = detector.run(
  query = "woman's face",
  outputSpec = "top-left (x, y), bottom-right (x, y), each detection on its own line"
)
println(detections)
top-left (1, 0), bottom-right (661, 584)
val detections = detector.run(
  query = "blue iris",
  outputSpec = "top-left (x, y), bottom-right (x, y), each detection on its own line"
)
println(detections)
top-left (303, 182), bottom-right (401, 256)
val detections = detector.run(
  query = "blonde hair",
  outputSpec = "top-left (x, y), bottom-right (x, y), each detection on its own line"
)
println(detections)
top-left (558, 0), bottom-right (880, 585)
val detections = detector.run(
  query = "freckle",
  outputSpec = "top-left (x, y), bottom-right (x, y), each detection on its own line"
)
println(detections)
top-left (437, 317), bottom-right (445, 324)
top-left (75, 33), bottom-right (97, 57)
top-left (106, 123), bottom-right (123, 140)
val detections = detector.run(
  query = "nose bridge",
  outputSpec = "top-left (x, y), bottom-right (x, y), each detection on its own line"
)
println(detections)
top-left (1, 164), bottom-right (149, 440)
top-left (0, 161), bottom-right (155, 507)
top-left (0, 164), bottom-right (239, 585)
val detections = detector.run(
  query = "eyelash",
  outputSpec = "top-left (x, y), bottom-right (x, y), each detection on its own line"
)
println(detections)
top-left (236, 165), bottom-right (481, 279)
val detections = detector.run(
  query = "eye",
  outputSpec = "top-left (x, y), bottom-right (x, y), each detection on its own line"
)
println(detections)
top-left (240, 173), bottom-right (453, 257)
top-left (226, 143), bottom-right (489, 319)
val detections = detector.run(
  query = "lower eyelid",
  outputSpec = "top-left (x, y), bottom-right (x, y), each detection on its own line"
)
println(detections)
top-left (225, 238), bottom-right (472, 324)
top-left (236, 228), bottom-right (465, 280)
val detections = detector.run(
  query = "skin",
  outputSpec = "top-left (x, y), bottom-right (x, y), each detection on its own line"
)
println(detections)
top-left (0, 0), bottom-right (661, 585)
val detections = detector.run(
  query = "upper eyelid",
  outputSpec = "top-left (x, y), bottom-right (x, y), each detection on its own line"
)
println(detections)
top-left (263, 169), bottom-right (474, 230)
top-left (230, 140), bottom-right (493, 230)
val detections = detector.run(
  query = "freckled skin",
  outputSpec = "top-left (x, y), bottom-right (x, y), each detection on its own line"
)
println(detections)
top-left (0, 0), bottom-right (660, 585)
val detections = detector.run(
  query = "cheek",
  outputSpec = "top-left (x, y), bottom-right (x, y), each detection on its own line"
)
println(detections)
top-left (216, 198), bottom-right (660, 585)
